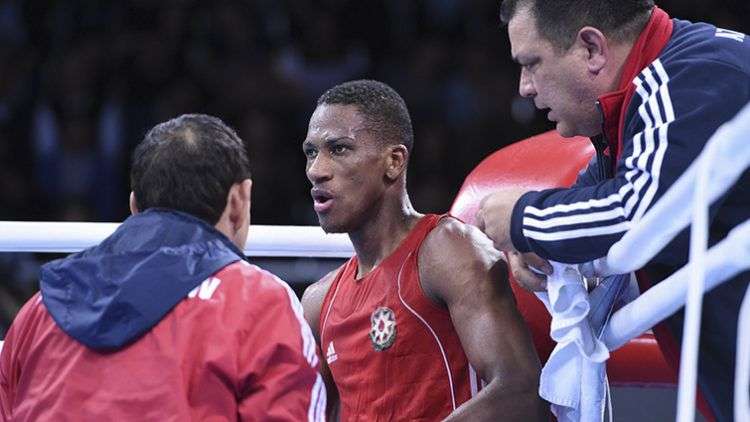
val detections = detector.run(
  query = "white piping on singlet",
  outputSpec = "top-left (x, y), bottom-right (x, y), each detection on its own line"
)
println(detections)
top-left (397, 252), bottom-right (458, 410)
top-left (320, 269), bottom-right (344, 338)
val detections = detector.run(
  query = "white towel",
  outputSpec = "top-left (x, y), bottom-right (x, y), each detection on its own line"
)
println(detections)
top-left (535, 263), bottom-right (630, 422)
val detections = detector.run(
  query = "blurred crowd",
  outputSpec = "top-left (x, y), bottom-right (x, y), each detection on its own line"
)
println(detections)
top-left (1, 0), bottom-right (748, 334)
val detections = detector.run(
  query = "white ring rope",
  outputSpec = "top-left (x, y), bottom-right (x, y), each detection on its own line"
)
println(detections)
top-left (0, 222), bottom-right (354, 258)
top-left (590, 101), bottom-right (750, 420)
top-left (579, 103), bottom-right (750, 356)
top-left (601, 219), bottom-right (750, 351)
top-left (586, 101), bottom-right (750, 277)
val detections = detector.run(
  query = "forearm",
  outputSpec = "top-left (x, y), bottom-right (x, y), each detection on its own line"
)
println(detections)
top-left (510, 184), bottom-right (631, 263)
top-left (513, 60), bottom-right (750, 263)
top-left (442, 378), bottom-right (547, 422)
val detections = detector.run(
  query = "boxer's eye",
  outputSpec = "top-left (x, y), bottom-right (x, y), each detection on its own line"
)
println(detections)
top-left (303, 146), bottom-right (318, 159)
top-left (523, 59), bottom-right (540, 71)
top-left (331, 144), bottom-right (348, 155)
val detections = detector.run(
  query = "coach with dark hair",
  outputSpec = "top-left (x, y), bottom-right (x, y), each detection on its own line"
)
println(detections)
top-left (0, 114), bottom-right (325, 420)
top-left (475, 1), bottom-right (750, 419)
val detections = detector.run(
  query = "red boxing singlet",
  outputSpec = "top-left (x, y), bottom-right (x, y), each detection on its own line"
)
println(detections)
top-left (319, 214), bottom-right (481, 421)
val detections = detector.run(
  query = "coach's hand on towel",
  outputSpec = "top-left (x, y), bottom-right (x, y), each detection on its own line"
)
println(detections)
top-left (507, 251), bottom-right (552, 292)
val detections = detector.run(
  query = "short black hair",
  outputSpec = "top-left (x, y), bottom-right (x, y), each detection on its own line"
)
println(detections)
top-left (500, 0), bottom-right (654, 51)
top-left (316, 79), bottom-right (414, 153)
top-left (130, 114), bottom-right (251, 225)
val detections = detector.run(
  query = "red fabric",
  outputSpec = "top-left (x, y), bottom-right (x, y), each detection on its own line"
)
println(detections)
top-left (607, 333), bottom-right (676, 387)
top-left (0, 262), bottom-right (323, 422)
top-left (597, 7), bottom-right (673, 167)
top-left (319, 214), bottom-right (475, 421)
top-left (450, 131), bottom-right (593, 223)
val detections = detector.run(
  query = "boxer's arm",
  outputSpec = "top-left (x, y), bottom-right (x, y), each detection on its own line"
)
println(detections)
top-left (302, 272), bottom-right (340, 421)
top-left (420, 218), bottom-right (546, 421)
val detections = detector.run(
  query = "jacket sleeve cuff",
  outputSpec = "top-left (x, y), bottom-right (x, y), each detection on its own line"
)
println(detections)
top-left (510, 191), bottom-right (535, 253)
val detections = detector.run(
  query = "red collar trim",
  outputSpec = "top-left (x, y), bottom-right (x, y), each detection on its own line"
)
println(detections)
top-left (597, 7), bottom-right (673, 161)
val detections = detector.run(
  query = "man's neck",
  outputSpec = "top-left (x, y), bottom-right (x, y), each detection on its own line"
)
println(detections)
top-left (607, 9), bottom-right (656, 94)
top-left (349, 193), bottom-right (422, 278)
top-left (608, 39), bottom-right (638, 92)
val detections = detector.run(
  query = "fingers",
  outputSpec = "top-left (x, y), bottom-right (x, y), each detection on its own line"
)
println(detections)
top-left (507, 251), bottom-right (547, 292)
top-left (474, 192), bottom-right (520, 252)
top-left (475, 210), bottom-right (504, 252)
top-left (522, 252), bottom-right (552, 276)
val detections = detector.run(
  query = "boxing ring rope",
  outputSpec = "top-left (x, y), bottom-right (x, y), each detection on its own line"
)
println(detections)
top-left (583, 100), bottom-right (750, 421)
top-left (0, 223), bottom-right (354, 258)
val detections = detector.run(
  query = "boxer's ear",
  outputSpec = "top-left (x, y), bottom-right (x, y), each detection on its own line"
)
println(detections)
top-left (385, 144), bottom-right (408, 181)
top-left (577, 26), bottom-right (608, 75)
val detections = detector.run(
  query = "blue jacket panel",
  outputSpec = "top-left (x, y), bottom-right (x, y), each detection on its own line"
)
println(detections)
top-left (40, 209), bottom-right (244, 351)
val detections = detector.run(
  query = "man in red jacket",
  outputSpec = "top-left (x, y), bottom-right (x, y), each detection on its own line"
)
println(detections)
top-left (0, 114), bottom-right (325, 421)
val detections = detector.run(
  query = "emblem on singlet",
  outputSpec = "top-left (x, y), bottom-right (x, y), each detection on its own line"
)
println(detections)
top-left (369, 307), bottom-right (397, 351)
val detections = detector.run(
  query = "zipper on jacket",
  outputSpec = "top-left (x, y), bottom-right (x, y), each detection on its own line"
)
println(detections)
top-left (593, 101), bottom-right (614, 181)
top-left (591, 135), bottom-right (610, 181)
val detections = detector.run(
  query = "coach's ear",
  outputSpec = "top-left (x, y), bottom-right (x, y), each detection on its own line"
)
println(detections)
top-left (129, 192), bottom-right (140, 215)
top-left (577, 26), bottom-right (609, 75)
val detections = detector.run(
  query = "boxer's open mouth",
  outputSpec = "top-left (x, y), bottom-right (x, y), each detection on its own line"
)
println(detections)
top-left (311, 188), bottom-right (334, 213)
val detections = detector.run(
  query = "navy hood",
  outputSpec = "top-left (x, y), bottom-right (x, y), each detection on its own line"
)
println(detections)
top-left (40, 209), bottom-right (245, 351)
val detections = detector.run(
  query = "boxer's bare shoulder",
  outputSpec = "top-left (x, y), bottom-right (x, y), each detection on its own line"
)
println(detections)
top-left (301, 267), bottom-right (340, 340)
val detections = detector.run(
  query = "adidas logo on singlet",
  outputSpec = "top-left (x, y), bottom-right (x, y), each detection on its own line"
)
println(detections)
top-left (326, 342), bottom-right (338, 364)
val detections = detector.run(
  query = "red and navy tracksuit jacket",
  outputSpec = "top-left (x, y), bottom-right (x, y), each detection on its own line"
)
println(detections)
top-left (1, 210), bottom-right (325, 421)
top-left (510, 8), bottom-right (750, 421)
